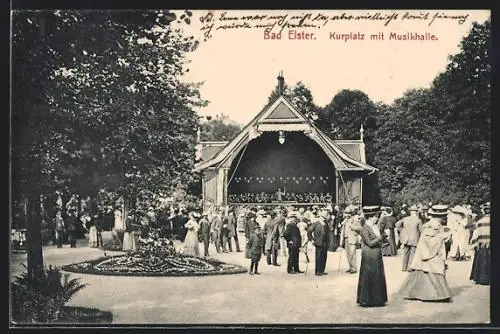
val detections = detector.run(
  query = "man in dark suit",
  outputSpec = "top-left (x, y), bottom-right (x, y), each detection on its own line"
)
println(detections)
top-left (173, 208), bottom-right (185, 240)
top-left (308, 210), bottom-right (329, 276)
top-left (198, 212), bottom-right (211, 257)
top-left (395, 204), bottom-right (423, 271)
top-left (283, 212), bottom-right (303, 274)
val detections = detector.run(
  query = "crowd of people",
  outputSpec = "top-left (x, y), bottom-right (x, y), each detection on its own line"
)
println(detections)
top-left (228, 191), bottom-right (333, 204)
top-left (180, 200), bottom-right (490, 307)
top-left (27, 189), bottom-right (490, 308)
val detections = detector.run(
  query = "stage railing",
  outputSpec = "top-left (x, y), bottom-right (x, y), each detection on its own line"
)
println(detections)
top-left (228, 202), bottom-right (333, 206)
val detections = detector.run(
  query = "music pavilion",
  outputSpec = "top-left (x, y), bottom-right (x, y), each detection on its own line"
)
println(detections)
top-left (194, 74), bottom-right (377, 211)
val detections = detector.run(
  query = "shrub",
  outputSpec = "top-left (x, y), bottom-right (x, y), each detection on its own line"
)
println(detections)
top-left (11, 265), bottom-right (87, 324)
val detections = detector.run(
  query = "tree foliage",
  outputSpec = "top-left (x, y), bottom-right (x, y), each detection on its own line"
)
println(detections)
top-left (319, 89), bottom-right (378, 140)
top-left (199, 113), bottom-right (241, 142)
top-left (11, 10), bottom-right (203, 276)
top-left (370, 20), bottom-right (491, 207)
top-left (267, 80), bottom-right (319, 121)
top-left (12, 10), bottom-right (203, 201)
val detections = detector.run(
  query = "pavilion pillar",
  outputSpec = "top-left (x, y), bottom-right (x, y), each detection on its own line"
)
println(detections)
top-left (335, 170), bottom-right (340, 206)
top-left (217, 168), bottom-right (229, 207)
top-left (222, 168), bottom-right (229, 206)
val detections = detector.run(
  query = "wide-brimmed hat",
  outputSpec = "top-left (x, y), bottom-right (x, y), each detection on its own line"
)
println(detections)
top-left (362, 205), bottom-right (381, 217)
top-left (450, 205), bottom-right (468, 216)
top-left (481, 202), bottom-right (491, 210)
top-left (428, 204), bottom-right (449, 216)
top-left (191, 212), bottom-right (201, 218)
top-left (409, 204), bottom-right (418, 212)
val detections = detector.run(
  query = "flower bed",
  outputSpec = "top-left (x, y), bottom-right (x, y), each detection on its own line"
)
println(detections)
top-left (61, 254), bottom-right (247, 277)
top-left (62, 228), bottom-right (247, 277)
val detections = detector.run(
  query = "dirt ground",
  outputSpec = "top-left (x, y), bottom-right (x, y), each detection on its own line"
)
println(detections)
top-left (10, 233), bottom-right (490, 325)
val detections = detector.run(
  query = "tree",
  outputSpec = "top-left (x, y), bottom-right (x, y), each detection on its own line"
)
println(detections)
top-left (11, 10), bottom-right (202, 278)
top-left (289, 82), bottom-right (320, 121)
top-left (429, 19), bottom-right (491, 205)
top-left (372, 18), bottom-right (491, 207)
top-left (266, 80), bottom-right (320, 121)
top-left (320, 89), bottom-right (378, 140)
top-left (200, 114), bottom-right (241, 141)
top-left (267, 81), bottom-right (292, 104)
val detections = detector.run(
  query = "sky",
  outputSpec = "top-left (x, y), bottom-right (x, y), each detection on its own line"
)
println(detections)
top-left (174, 9), bottom-right (490, 125)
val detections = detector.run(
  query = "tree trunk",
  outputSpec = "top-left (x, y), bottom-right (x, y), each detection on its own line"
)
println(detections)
top-left (25, 191), bottom-right (44, 280)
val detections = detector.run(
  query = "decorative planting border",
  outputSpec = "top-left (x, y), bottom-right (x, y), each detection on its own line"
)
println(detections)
top-left (61, 254), bottom-right (248, 277)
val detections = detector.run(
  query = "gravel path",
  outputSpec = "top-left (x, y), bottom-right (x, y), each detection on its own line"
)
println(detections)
top-left (10, 233), bottom-right (489, 325)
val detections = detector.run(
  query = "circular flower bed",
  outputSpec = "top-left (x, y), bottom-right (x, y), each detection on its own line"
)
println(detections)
top-left (62, 254), bottom-right (247, 277)
top-left (62, 228), bottom-right (247, 277)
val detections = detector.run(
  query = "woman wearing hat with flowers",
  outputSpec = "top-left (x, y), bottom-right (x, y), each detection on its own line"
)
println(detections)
top-left (357, 206), bottom-right (387, 307)
top-left (469, 202), bottom-right (490, 285)
top-left (398, 204), bottom-right (452, 302)
top-left (183, 212), bottom-right (200, 257)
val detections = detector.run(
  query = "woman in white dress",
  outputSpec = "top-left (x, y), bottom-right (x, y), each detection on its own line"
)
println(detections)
top-left (296, 216), bottom-right (310, 263)
top-left (88, 221), bottom-right (99, 248)
top-left (448, 206), bottom-right (470, 261)
top-left (183, 212), bottom-right (200, 257)
top-left (114, 206), bottom-right (124, 231)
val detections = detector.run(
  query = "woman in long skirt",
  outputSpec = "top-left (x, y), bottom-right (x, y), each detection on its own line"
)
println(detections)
top-left (469, 202), bottom-right (490, 285)
top-left (398, 204), bottom-right (452, 301)
top-left (379, 207), bottom-right (397, 256)
top-left (183, 212), bottom-right (200, 257)
top-left (357, 206), bottom-right (388, 307)
top-left (448, 206), bottom-right (470, 261)
top-left (88, 224), bottom-right (98, 247)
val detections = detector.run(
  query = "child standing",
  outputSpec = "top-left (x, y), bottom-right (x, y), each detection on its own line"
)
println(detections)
top-left (248, 223), bottom-right (263, 275)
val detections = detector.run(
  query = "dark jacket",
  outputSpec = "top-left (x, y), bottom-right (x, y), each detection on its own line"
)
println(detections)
top-left (245, 218), bottom-right (256, 239)
top-left (307, 220), bottom-right (328, 248)
top-left (248, 231), bottom-right (263, 260)
top-left (198, 217), bottom-right (211, 238)
top-left (283, 222), bottom-right (301, 249)
top-left (263, 218), bottom-right (278, 251)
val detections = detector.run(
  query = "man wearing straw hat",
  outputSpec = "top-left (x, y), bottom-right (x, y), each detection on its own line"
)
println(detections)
top-left (340, 205), bottom-right (360, 274)
top-left (395, 205), bottom-right (423, 272)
